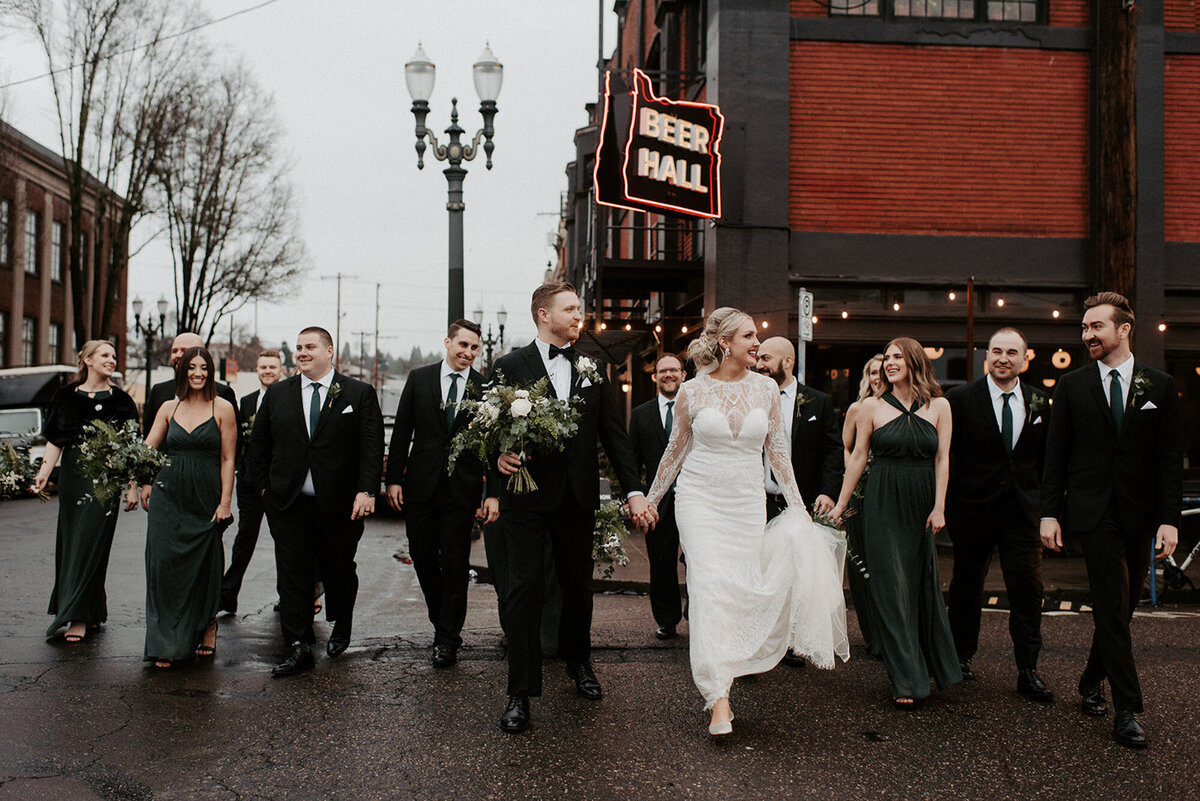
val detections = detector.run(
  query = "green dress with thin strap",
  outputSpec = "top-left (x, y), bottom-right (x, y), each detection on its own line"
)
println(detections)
top-left (144, 415), bottom-right (225, 661)
top-left (862, 393), bottom-right (962, 699)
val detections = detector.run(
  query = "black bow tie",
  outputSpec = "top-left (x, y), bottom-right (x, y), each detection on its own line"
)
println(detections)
top-left (548, 344), bottom-right (573, 360)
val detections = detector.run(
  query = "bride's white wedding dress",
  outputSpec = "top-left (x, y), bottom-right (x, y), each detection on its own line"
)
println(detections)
top-left (647, 371), bottom-right (850, 708)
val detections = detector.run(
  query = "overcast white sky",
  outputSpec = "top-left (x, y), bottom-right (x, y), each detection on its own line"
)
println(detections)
top-left (1, 0), bottom-right (618, 357)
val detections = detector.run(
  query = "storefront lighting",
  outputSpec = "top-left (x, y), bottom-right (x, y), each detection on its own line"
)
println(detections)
top-left (1052, 309), bottom-right (1060, 319)
top-left (600, 322), bottom-right (607, 331)
top-left (681, 325), bottom-right (689, 334)
top-left (948, 291), bottom-right (956, 301)
top-left (624, 323), bottom-right (632, 331)
top-left (996, 297), bottom-right (1005, 308)
top-left (811, 315), bottom-right (819, 325)
top-left (621, 382), bottom-right (631, 393)
top-left (892, 302), bottom-right (901, 312)
top-left (654, 324), bottom-right (662, 333)
top-left (1158, 322), bottom-right (1167, 332)
top-left (1194, 366), bottom-right (1200, 377)
top-left (923, 347), bottom-right (944, 360)
top-left (841, 309), bottom-right (848, 319)
top-left (761, 320), bottom-right (769, 329)
top-left (1042, 378), bottom-right (1057, 388)
top-left (1052, 350), bottom-right (1071, 369)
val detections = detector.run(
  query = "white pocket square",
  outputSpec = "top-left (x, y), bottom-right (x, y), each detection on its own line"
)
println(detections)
top-left (341, 405), bottom-right (354, 414)
top-left (1141, 401), bottom-right (1157, 410)
top-left (579, 377), bottom-right (593, 388)
top-left (807, 415), bottom-right (817, 422)
top-left (1032, 416), bottom-right (1043, 425)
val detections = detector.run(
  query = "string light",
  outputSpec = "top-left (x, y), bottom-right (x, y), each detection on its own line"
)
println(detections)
top-left (1052, 309), bottom-right (1060, 319)
top-left (996, 298), bottom-right (1005, 308)
top-left (624, 323), bottom-right (632, 331)
top-left (811, 315), bottom-right (819, 325)
top-left (892, 302), bottom-right (901, 312)
top-left (948, 291), bottom-right (956, 301)
top-left (599, 322), bottom-right (607, 331)
top-left (761, 320), bottom-right (769, 329)
top-left (681, 325), bottom-right (688, 334)
top-left (1158, 322), bottom-right (1167, 332)
top-left (841, 309), bottom-right (848, 319)
top-left (654, 324), bottom-right (662, 333)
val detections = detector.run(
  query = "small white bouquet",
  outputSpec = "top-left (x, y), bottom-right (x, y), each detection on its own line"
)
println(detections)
top-left (592, 500), bottom-right (630, 579)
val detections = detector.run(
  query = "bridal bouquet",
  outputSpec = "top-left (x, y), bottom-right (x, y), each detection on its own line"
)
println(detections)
top-left (75, 419), bottom-right (169, 510)
top-left (592, 500), bottom-right (630, 579)
top-left (447, 374), bottom-right (581, 494)
top-left (813, 507), bottom-right (868, 579)
top-left (0, 441), bottom-right (46, 501)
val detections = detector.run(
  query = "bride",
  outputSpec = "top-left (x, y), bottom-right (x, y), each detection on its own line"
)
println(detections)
top-left (641, 308), bottom-right (849, 736)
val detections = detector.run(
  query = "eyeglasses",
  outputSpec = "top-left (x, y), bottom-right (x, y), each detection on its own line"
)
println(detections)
top-left (656, 368), bottom-right (683, 375)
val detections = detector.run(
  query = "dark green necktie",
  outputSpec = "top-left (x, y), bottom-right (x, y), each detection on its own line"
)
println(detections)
top-left (1001, 392), bottom-right (1014, 454)
top-left (1109, 369), bottom-right (1124, 430)
top-left (446, 373), bottom-right (460, 429)
top-left (308, 382), bottom-right (322, 438)
top-left (664, 400), bottom-right (674, 434)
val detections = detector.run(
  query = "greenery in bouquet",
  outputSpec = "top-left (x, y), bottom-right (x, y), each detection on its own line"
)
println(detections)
top-left (75, 419), bottom-right (169, 510)
top-left (240, 413), bottom-right (256, 439)
top-left (812, 507), bottom-right (869, 580)
top-left (0, 441), bottom-right (47, 501)
top-left (592, 499), bottom-right (630, 579)
top-left (447, 373), bottom-right (581, 494)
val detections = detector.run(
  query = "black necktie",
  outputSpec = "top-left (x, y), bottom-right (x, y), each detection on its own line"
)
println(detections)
top-left (308, 382), bottom-right (322, 439)
top-left (664, 400), bottom-right (674, 434)
top-left (1109, 369), bottom-right (1124, 430)
top-left (1000, 392), bottom-right (1014, 454)
top-left (548, 344), bottom-right (572, 360)
top-left (446, 373), bottom-right (460, 429)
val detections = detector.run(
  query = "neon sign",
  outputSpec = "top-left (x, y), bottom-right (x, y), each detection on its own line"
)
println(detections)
top-left (594, 69), bottom-right (724, 219)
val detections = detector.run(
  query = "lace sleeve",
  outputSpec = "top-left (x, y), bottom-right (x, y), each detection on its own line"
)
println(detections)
top-left (647, 383), bottom-right (693, 506)
top-left (765, 380), bottom-right (808, 514)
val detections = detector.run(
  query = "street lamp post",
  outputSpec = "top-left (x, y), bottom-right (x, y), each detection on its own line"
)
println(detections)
top-left (132, 296), bottom-right (169, 400)
top-left (405, 43), bottom-right (503, 327)
top-left (472, 305), bottom-right (507, 373)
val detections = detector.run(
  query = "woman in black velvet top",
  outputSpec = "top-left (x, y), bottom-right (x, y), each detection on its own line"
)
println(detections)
top-left (34, 340), bottom-right (138, 642)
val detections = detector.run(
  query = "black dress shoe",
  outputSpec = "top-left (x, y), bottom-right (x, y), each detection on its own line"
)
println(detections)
top-left (958, 658), bottom-right (975, 681)
top-left (218, 596), bottom-right (237, 616)
top-left (431, 644), bottom-right (458, 668)
top-left (1113, 710), bottom-right (1148, 748)
top-left (499, 695), bottom-right (530, 733)
top-left (271, 643), bottom-right (314, 677)
top-left (1017, 669), bottom-right (1055, 703)
top-left (565, 661), bottom-right (603, 700)
top-left (654, 625), bottom-right (677, 640)
top-left (1080, 682), bottom-right (1108, 717)
top-left (781, 650), bottom-right (807, 668)
top-left (326, 619), bottom-right (351, 658)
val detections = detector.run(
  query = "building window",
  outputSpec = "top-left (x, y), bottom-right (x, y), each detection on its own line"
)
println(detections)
top-left (24, 210), bottom-right (39, 276)
top-left (0, 312), bottom-right (7, 367)
top-left (830, 0), bottom-right (1041, 21)
top-left (48, 322), bottom-right (62, 364)
top-left (895, 0), bottom-right (973, 17)
top-left (0, 199), bottom-right (10, 267)
top-left (986, 0), bottom-right (1037, 21)
top-left (21, 317), bottom-right (36, 366)
top-left (51, 220), bottom-right (65, 283)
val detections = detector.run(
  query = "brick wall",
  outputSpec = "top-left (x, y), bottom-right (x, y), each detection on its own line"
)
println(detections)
top-left (1165, 0), bottom-right (1200, 31)
top-left (1165, 54), bottom-right (1200, 242)
top-left (789, 42), bottom-right (1089, 237)
top-left (790, 0), bottom-right (1090, 24)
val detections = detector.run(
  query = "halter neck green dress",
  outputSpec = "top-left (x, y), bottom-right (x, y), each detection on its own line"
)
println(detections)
top-left (144, 413), bottom-right (225, 662)
top-left (862, 393), bottom-right (962, 699)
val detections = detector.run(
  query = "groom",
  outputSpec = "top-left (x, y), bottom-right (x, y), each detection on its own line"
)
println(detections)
top-left (490, 282), bottom-right (648, 733)
top-left (248, 326), bottom-right (384, 676)
top-left (1040, 292), bottom-right (1182, 748)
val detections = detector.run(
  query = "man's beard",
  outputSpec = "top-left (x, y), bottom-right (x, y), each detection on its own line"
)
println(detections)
top-left (759, 364), bottom-right (785, 385)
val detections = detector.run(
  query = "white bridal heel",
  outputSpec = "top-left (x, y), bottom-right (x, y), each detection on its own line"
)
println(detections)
top-left (708, 710), bottom-right (734, 736)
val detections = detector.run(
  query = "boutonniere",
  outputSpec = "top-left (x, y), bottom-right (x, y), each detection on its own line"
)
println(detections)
top-left (795, 392), bottom-right (815, 408)
top-left (328, 382), bottom-right (343, 401)
top-left (1130, 369), bottom-right (1151, 401)
top-left (1028, 393), bottom-right (1048, 416)
top-left (574, 355), bottom-right (604, 385)
top-left (241, 413), bottom-right (256, 438)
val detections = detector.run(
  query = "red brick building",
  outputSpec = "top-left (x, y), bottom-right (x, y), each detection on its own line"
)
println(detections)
top-left (559, 0), bottom-right (1200, 466)
top-left (0, 121), bottom-right (127, 370)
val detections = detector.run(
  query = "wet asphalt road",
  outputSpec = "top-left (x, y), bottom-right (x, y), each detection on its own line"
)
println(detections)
top-left (2, 496), bottom-right (1199, 800)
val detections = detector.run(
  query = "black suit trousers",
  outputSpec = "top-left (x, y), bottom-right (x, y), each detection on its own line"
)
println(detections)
top-left (405, 494), bottom-right (477, 648)
top-left (1078, 503), bottom-right (1152, 713)
top-left (645, 495), bottom-right (682, 628)
top-left (221, 477), bottom-right (266, 608)
top-left (498, 499), bottom-right (595, 697)
top-left (947, 497), bottom-right (1044, 668)
top-left (266, 494), bottom-right (364, 646)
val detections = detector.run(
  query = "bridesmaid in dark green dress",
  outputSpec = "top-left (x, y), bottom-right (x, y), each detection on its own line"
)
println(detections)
top-left (35, 341), bottom-right (139, 642)
top-left (832, 338), bottom-right (961, 706)
top-left (132, 346), bottom-right (236, 668)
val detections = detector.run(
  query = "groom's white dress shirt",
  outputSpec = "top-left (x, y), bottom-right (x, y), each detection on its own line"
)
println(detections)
top-left (300, 369), bottom-right (334, 496)
top-left (986, 374), bottom-right (1026, 444)
top-left (1100, 354), bottom-right (1135, 411)
top-left (441, 360), bottom-right (470, 411)
top-left (534, 337), bottom-right (572, 400)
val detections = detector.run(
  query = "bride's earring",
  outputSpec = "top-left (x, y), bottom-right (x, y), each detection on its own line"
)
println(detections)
top-left (723, 347), bottom-right (731, 358)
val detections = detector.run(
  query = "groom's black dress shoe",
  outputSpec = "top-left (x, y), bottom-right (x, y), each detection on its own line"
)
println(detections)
top-left (431, 644), bottom-right (457, 668)
top-left (1080, 683), bottom-right (1108, 717)
top-left (271, 643), bottom-right (314, 677)
top-left (326, 619), bottom-right (351, 658)
top-left (958, 658), bottom-right (975, 681)
top-left (655, 625), bottom-right (677, 640)
top-left (1017, 669), bottom-right (1054, 703)
top-left (499, 695), bottom-right (530, 733)
top-left (566, 661), bottom-right (603, 700)
top-left (1113, 710), bottom-right (1148, 748)
top-left (780, 650), bottom-right (807, 668)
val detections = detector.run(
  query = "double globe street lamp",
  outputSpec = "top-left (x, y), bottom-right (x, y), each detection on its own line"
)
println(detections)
top-left (472, 305), bottom-right (507, 373)
top-left (405, 43), bottom-right (503, 326)
top-left (131, 296), bottom-right (169, 399)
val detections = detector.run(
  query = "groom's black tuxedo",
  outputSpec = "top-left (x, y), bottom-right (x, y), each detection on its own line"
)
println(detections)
top-left (785, 384), bottom-right (843, 512)
top-left (628, 396), bottom-right (683, 630)
top-left (248, 372), bottom-right (384, 647)
top-left (489, 341), bottom-right (643, 698)
top-left (946, 377), bottom-right (1050, 670)
top-left (386, 361), bottom-right (485, 649)
top-left (1041, 360), bottom-right (1182, 713)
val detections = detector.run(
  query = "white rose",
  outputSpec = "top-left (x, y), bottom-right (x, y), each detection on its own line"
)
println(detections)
top-left (510, 398), bottom-right (533, 418)
top-left (514, 389), bottom-right (530, 398)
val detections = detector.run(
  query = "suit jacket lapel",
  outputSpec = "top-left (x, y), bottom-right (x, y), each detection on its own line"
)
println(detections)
top-left (973, 378), bottom-right (1005, 451)
top-left (312, 372), bottom-right (343, 440)
top-left (428, 366), bottom-right (448, 434)
top-left (1012, 381), bottom-right (1035, 450)
top-left (1085, 366), bottom-right (1117, 434)
top-left (521, 344), bottom-right (554, 397)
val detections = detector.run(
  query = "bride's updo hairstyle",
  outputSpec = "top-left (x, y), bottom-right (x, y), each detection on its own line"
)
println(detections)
top-left (687, 307), bottom-right (751, 376)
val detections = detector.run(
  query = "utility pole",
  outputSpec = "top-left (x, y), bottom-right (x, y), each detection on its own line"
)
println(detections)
top-left (319, 273), bottom-right (357, 371)
top-left (1093, 0), bottom-right (1137, 298)
top-left (351, 331), bottom-right (371, 381)
top-left (373, 283), bottom-right (381, 393)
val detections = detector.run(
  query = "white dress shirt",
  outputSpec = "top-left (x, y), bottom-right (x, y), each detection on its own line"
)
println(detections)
top-left (534, 337), bottom-right (573, 400)
top-left (255, 386), bottom-right (267, 413)
top-left (300, 368), bottom-right (334, 496)
top-left (764, 379), bottom-right (796, 494)
top-left (441, 360), bottom-right (470, 415)
top-left (986, 374), bottom-right (1026, 446)
top-left (1099, 354), bottom-right (1135, 411)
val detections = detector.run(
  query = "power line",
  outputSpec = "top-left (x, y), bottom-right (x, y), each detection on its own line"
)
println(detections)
top-left (0, 0), bottom-right (287, 90)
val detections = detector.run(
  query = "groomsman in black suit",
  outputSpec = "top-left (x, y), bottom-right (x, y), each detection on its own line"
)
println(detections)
top-left (248, 326), bottom-right (384, 676)
top-left (755, 337), bottom-right (843, 522)
top-left (142, 332), bottom-right (238, 435)
top-left (219, 349), bottom-right (284, 614)
top-left (627, 353), bottom-right (685, 640)
top-left (386, 319), bottom-right (496, 668)
top-left (1041, 292), bottom-right (1182, 748)
top-left (490, 282), bottom-right (648, 733)
top-left (946, 327), bottom-right (1053, 702)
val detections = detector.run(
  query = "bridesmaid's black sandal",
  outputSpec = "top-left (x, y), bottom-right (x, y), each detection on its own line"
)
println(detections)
top-left (196, 621), bottom-right (218, 657)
